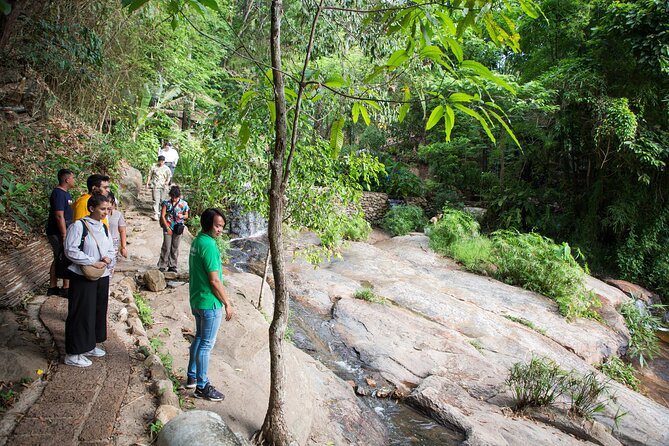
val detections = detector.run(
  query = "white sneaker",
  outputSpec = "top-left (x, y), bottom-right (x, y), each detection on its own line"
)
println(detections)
top-left (83, 347), bottom-right (106, 357)
top-left (64, 354), bottom-right (92, 367)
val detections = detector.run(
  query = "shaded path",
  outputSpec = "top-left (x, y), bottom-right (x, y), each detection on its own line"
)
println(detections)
top-left (7, 297), bottom-right (130, 445)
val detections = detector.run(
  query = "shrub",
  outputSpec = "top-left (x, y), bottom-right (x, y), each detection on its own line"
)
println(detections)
top-left (341, 213), bottom-right (372, 241)
top-left (353, 287), bottom-right (386, 304)
top-left (427, 209), bottom-right (481, 251)
top-left (375, 158), bottom-right (425, 197)
top-left (563, 371), bottom-right (613, 419)
top-left (620, 301), bottom-right (664, 367)
top-left (427, 209), bottom-right (491, 272)
top-left (506, 356), bottom-right (566, 410)
top-left (381, 205), bottom-right (426, 236)
top-left (134, 292), bottom-right (154, 327)
top-left (444, 236), bottom-right (493, 273)
top-left (598, 356), bottom-right (640, 390)
top-left (490, 231), bottom-right (599, 319)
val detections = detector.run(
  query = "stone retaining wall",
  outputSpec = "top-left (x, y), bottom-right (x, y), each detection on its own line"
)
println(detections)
top-left (359, 192), bottom-right (389, 222)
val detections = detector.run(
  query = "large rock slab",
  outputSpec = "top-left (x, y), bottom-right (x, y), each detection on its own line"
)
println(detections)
top-left (144, 270), bottom-right (386, 446)
top-left (284, 233), bottom-right (669, 446)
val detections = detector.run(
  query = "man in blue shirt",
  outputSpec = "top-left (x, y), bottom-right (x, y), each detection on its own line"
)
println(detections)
top-left (46, 169), bottom-right (75, 296)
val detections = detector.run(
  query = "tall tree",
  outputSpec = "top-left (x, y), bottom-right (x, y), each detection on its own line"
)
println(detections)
top-left (125, 1), bottom-right (539, 444)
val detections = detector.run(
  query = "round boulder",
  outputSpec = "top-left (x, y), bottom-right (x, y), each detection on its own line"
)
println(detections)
top-left (157, 410), bottom-right (244, 446)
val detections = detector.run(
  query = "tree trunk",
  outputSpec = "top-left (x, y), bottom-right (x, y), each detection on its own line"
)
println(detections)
top-left (252, 1), bottom-right (294, 445)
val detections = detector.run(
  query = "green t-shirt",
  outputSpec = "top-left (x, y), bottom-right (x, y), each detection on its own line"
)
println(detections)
top-left (189, 232), bottom-right (224, 310)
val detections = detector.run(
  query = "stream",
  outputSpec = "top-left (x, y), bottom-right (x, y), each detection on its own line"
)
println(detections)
top-left (637, 331), bottom-right (669, 408)
top-left (289, 297), bottom-right (465, 445)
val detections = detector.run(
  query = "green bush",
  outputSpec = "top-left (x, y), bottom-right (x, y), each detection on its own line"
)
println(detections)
top-left (563, 372), bottom-right (612, 419)
top-left (506, 356), bottom-right (566, 410)
top-left (426, 209), bottom-right (491, 272)
top-left (427, 209), bottom-right (481, 252)
top-left (490, 231), bottom-right (599, 319)
top-left (620, 301), bottom-right (664, 367)
top-left (341, 213), bottom-right (372, 241)
top-left (444, 237), bottom-right (493, 273)
top-left (381, 205), bottom-right (426, 236)
top-left (375, 158), bottom-right (425, 197)
top-left (598, 356), bottom-right (640, 390)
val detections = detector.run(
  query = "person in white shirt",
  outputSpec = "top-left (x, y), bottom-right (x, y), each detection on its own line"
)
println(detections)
top-left (63, 194), bottom-right (115, 368)
top-left (158, 141), bottom-right (179, 176)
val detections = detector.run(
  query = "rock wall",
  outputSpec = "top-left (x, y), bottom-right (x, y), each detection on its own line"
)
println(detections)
top-left (359, 192), bottom-right (389, 222)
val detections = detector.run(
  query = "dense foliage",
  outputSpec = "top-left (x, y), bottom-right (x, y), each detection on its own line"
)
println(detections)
top-left (1, 0), bottom-right (667, 299)
top-left (381, 204), bottom-right (426, 236)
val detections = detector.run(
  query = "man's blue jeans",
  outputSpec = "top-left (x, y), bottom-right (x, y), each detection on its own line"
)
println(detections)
top-left (187, 308), bottom-right (222, 388)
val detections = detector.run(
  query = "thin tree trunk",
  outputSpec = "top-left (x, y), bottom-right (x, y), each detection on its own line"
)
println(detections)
top-left (252, 1), bottom-right (293, 445)
top-left (257, 250), bottom-right (270, 310)
top-left (253, 1), bottom-right (323, 443)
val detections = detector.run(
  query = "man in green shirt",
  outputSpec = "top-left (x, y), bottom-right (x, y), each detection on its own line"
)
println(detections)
top-left (186, 208), bottom-right (233, 401)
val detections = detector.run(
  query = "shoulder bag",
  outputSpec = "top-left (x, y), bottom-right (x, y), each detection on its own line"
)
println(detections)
top-left (80, 220), bottom-right (107, 281)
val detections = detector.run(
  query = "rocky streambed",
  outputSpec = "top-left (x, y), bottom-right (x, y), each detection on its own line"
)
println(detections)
top-left (277, 233), bottom-right (669, 446)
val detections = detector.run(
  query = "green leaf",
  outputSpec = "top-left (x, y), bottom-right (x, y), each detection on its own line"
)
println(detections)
top-left (387, 49), bottom-right (409, 68)
top-left (434, 10), bottom-right (456, 35)
top-left (455, 10), bottom-right (476, 37)
top-left (360, 104), bottom-right (370, 126)
top-left (363, 100), bottom-right (381, 111)
top-left (240, 91), bottom-right (256, 111)
top-left (399, 85), bottom-right (410, 123)
top-left (444, 106), bottom-right (455, 141)
top-left (443, 37), bottom-right (463, 63)
top-left (324, 74), bottom-right (346, 89)
top-left (426, 105), bottom-right (444, 130)
top-left (419, 45), bottom-right (444, 60)
top-left (196, 0), bottom-right (219, 11)
top-left (330, 116), bottom-right (345, 157)
top-left (489, 110), bottom-right (521, 149)
top-left (238, 121), bottom-right (250, 148)
top-left (454, 103), bottom-right (495, 143)
top-left (352, 102), bottom-right (360, 124)
top-left (284, 87), bottom-right (298, 101)
top-left (124, 0), bottom-right (150, 13)
top-left (461, 60), bottom-right (515, 94)
top-left (449, 92), bottom-right (476, 103)
top-left (399, 103), bottom-right (409, 123)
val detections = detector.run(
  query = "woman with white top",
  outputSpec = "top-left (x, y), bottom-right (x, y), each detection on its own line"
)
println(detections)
top-left (107, 192), bottom-right (127, 276)
top-left (63, 194), bottom-right (115, 367)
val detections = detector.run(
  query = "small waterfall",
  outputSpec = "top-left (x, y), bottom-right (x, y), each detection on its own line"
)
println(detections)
top-left (229, 204), bottom-right (268, 238)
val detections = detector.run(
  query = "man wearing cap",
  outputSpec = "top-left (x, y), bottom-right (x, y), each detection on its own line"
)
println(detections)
top-left (146, 155), bottom-right (172, 221)
top-left (158, 141), bottom-right (179, 177)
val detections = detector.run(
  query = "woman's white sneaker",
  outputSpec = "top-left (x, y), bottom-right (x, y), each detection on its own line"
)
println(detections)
top-left (83, 347), bottom-right (106, 357)
top-left (64, 354), bottom-right (92, 367)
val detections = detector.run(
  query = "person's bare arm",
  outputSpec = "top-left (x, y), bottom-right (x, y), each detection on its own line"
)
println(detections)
top-left (119, 226), bottom-right (128, 257)
top-left (161, 204), bottom-right (172, 235)
top-left (54, 210), bottom-right (66, 240)
top-left (208, 271), bottom-right (233, 321)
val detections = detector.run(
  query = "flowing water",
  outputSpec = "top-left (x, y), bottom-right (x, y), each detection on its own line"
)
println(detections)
top-left (637, 331), bottom-right (669, 408)
top-left (289, 298), bottom-right (465, 445)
